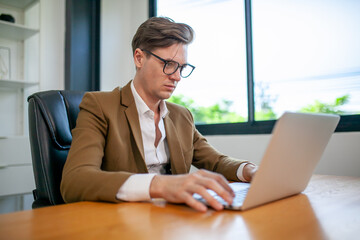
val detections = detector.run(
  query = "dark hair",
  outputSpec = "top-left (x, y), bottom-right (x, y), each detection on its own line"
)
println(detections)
top-left (132, 17), bottom-right (194, 54)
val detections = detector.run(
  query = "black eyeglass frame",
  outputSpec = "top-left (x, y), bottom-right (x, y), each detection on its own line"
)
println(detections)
top-left (141, 49), bottom-right (195, 78)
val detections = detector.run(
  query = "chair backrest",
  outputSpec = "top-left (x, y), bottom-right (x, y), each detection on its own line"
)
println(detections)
top-left (28, 90), bottom-right (85, 208)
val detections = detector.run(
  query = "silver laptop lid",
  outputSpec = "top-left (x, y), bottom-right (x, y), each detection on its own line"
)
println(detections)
top-left (241, 112), bottom-right (340, 210)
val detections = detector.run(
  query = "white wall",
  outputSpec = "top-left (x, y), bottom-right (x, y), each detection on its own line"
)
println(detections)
top-left (206, 132), bottom-right (360, 177)
top-left (39, 0), bottom-right (65, 91)
top-left (100, 0), bottom-right (360, 177)
top-left (101, 0), bottom-right (148, 90)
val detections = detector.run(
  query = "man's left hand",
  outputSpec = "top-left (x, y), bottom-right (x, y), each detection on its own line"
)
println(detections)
top-left (243, 163), bottom-right (258, 182)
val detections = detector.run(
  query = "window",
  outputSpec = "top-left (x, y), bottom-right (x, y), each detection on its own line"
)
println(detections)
top-left (157, 0), bottom-right (248, 124)
top-left (152, 0), bottom-right (360, 134)
top-left (252, 0), bottom-right (360, 120)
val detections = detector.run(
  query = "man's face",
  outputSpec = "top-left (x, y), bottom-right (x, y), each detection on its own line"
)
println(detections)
top-left (134, 43), bottom-right (188, 104)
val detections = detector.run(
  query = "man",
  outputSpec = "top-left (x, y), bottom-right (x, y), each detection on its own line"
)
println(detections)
top-left (61, 17), bottom-right (257, 212)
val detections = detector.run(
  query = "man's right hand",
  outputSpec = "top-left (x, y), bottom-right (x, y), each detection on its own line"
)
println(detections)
top-left (149, 169), bottom-right (235, 212)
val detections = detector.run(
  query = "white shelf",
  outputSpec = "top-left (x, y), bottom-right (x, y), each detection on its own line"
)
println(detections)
top-left (0, 135), bottom-right (28, 139)
top-left (0, 0), bottom-right (37, 9)
top-left (0, 164), bottom-right (35, 196)
top-left (0, 20), bottom-right (39, 41)
top-left (0, 79), bottom-right (38, 88)
top-left (0, 0), bottom-right (39, 199)
top-left (0, 136), bottom-right (31, 166)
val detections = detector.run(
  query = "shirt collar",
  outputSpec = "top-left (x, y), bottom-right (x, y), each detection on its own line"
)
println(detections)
top-left (130, 81), bottom-right (169, 119)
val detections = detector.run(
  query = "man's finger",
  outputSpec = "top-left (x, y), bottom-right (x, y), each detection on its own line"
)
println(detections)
top-left (183, 192), bottom-right (208, 212)
top-left (194, 187), bottom-right (224, 211)
top-left (197, 170), bottom-right (234, 196)
top-left (195, 171), bottom-right (234, 204)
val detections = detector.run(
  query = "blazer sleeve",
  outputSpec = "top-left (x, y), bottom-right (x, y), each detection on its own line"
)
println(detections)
top-left (192, 129), bottom-right (251, 181)
top-left (185, 109), bottom-right (252, 181)
top-left (60, 92), bottom-right (132, 203)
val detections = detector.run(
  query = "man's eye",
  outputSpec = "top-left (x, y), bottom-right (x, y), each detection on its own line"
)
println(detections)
top-left (166, 61), bottom-right (178, 68)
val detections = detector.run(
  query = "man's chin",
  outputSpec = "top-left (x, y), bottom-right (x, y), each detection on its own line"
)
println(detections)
top-left (160, 92), bottom-right (173, 100)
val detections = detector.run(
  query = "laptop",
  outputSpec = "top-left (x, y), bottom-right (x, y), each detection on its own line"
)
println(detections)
top-left (194, 112), bottom-right (340, 210)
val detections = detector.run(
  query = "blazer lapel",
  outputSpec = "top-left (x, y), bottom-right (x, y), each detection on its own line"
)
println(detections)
top-left (164, 115), bottom-right (188, 174)
top-left (120, 82), bottom-right (147, 173)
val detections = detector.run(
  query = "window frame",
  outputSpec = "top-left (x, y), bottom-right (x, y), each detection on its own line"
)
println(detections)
top-left (65, 0), bottom-right (100, 91)
top-left (150, 0), bottom-right (360, 135)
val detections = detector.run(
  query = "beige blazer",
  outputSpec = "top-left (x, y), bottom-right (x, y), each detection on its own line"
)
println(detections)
top-left (60, 81), bottom-right (248, 203)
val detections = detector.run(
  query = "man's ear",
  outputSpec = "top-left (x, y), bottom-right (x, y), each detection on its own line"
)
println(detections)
top-left (134, 48), bottom-right (144, 68)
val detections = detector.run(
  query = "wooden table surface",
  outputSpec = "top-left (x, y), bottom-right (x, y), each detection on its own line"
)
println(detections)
top-left (0, 175), bottom-right (359, 240)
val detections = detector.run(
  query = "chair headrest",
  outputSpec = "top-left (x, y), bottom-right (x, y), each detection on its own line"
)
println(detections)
top-left (28, 90), bottom-right (85, 149)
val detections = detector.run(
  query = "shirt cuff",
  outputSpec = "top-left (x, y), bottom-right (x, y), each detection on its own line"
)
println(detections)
top-left (116, 173), bottom-right (156, 201)
top-left (236, 163), bottom-right (253, 182)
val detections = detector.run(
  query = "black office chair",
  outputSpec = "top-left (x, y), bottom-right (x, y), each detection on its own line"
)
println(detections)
top-left (28, 90), bottom-right (85, 208)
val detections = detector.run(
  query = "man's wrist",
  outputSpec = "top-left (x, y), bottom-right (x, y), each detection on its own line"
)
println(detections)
top-left (243, 163), bottom-right (257, 182)
top-left (237, 163), bottom-right (248, 182)
top-left (149, 175), bottom-right (164, 199)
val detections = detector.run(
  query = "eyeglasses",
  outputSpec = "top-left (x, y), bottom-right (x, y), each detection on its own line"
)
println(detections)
top-left (141, 49), bottom-right (195, 78)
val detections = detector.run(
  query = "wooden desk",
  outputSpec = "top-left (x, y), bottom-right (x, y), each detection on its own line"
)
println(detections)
top-left (0, 175), bottom-right (359, 240)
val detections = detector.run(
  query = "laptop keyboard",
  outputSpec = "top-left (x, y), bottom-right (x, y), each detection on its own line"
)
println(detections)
top-left (218, 188), bottom-right (249, 207)
top-left (193, 184), bottom-right (250, 208)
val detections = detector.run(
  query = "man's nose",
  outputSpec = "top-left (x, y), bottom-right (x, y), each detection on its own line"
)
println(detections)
top-left (170, 68), bottom-right (181, 82)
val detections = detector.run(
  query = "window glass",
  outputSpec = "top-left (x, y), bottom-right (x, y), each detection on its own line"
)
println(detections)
top-left (252, 0), bottom-right (360, 120)
top-left (157, 0), bottom-right (248, 124)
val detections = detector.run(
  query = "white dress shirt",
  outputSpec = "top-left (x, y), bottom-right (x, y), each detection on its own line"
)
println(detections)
top-left (116, 81), bottom-right (250, 201)
top-left (116, 82), bottom-right (169, 201)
